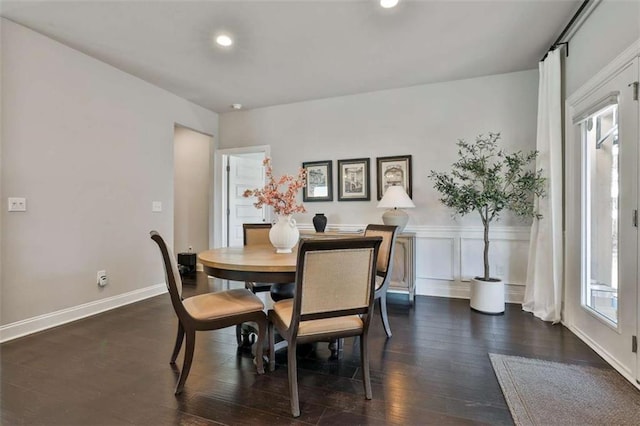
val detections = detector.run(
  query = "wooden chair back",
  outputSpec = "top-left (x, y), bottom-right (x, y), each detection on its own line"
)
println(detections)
top-left (364, 224), bottom-right (398, 279)
top-left (289, 237), bottom-right (382, 334)
top-left (150, 231), bottom-right (189, 321)
top-left (243, 223), bottom-right (272, 246)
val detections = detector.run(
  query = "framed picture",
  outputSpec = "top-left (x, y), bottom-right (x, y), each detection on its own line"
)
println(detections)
top-left (376, 155), bottom-right (412, 200)
top-left (337, 158), bottom-right (370, 201)
top-left (302, 160), bottom-right (333, 202)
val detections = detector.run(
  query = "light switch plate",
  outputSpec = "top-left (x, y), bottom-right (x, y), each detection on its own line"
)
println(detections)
top-left (8, 197), bottom-right (26, 212)
top-left (152, 201), bottom-right (162, 212)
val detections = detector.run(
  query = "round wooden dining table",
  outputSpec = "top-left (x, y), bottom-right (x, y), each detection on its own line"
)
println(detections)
top-left (198, 244), bottom-right (298, 283)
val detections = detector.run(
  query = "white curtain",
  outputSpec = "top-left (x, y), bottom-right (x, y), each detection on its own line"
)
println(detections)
top-left (523, 48), bottom-right (563, 323)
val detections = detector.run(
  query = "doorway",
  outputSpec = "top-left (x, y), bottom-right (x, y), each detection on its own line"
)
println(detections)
top-left (174, 125), bottom-right (213, 258)
top-left (565, 58), bottom-right (639, 386)
top-left (213, 146), bottom-right (270, 248)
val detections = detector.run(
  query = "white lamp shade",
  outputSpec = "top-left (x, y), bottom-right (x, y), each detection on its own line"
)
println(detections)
top-left (377, 185), bottom-right (414, 231)
top-left (377, 185), bottom-right (415, 209)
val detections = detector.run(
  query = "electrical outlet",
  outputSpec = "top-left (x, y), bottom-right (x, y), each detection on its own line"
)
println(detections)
top-left (495, 264), bottom-right (504, 277)
top-left (97, 270), bottom-right (108, 287)
top-left (8, 197), bottom-right (26, 212)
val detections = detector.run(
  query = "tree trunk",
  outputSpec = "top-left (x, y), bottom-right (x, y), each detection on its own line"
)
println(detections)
top-left (483, 222), bottom-right (490, 281)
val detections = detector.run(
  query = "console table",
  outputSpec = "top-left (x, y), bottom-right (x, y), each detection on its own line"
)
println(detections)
top-left (389, 233), bottom-right (416, 304)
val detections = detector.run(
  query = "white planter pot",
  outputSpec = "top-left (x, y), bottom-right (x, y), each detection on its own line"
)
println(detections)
top-left (269, 215), bottom-right (299, 253)
top-left (469, 277), bottom-right (505, 314)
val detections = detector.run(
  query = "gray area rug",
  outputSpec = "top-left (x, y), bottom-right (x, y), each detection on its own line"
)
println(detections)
top-left (489, 353), bottom-right (640, 425)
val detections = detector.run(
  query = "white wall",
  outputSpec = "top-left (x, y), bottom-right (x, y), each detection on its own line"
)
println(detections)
top-left (220, 70), bottom-right (538, 227)
top-left (0, 20), bottom-right (218, 335)
top-left (174, 125), bottom-right (212, 258)
top-left (565, 0), bottom-right (640, 97)
top-left (219, 70), bottom-right (539, 300)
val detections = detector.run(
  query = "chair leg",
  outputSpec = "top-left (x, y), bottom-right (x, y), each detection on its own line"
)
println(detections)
top-left (175, 329), bottom-right (195, 395)
top-left (328, 338), bottom-right (344, 359)
top-left (379, 294), bottom-right (393, 338)
top-left (170, 322), bottom-right (185, 364)
top-left (235, 324), bottom-right (243, 347)
top-left (254, 317), bottom-right (266, 375)
top-left (268, 321), bottom-right (276, 372)
top-left (287, 341), bottom-right (300, 417)
top-left (360, 332), bottom-right (372, 400)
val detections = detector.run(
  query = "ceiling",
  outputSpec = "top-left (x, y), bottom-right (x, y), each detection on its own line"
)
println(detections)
top-left (0, 0), bottom-right (580, 113)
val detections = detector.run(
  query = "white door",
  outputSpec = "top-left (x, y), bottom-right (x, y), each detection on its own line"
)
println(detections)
top-left (227, 154), bottom-right (266, 247)
top-left (566, 58), bottom-right (639, 384)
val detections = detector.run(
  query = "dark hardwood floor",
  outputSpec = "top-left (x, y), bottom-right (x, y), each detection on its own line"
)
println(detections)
top-left (1, 272), bottom-right (610, 425)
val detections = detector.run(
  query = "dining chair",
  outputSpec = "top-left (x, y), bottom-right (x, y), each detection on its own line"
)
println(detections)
top-left (242, 223), bottom-right (274, 294)
top-left (364, 224), bottom-right (399, 338)
top-left (268, 237), bottom-right (382, 417)
top-left (150, 230), bottom-right (267, 395)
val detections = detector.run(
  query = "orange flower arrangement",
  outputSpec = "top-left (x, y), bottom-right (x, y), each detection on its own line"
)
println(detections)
top-left (243, 158), bottom-right (307, 216)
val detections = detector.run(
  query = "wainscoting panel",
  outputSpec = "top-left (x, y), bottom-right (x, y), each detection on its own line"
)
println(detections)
top-left (415, 237), bottom-right (455, 280)
top-left (460, 237), bottom-right (529, 284)
top-left (460, 238), bottom-right (486, 281)
top-left (415, 225), bottom-right (529, 303)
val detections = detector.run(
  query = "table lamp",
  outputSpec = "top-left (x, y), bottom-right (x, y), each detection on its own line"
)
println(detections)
top-left (377, 185), bottom-right (415, 232)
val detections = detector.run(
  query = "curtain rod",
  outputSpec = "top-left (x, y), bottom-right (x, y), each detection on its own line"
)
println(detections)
top-left (540, 0), bottom-right (591, 62)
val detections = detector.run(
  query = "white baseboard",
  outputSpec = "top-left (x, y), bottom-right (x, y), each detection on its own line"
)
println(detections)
top-left (505, 284), bottom-right (526, 304)
top-left (416, 278), bottom-right (525, 304)
top-left (564, 322), bottom-right (640, 390)
top-left (0, 283), bottom-right (168, 343)
top-left (417, 278), bottom-right (469, 300)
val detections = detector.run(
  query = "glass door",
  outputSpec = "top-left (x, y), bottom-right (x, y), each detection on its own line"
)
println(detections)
top-left (583, 103), bottom-right (620, 323)
top-left (566, 58), bottom-right (638, 384)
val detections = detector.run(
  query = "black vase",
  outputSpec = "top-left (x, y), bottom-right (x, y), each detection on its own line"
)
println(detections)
top-left (312, 213), bottom-right (327, 232)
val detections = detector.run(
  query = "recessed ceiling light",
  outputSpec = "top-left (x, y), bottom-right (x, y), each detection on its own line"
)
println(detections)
top-left (216, 34), bottom-right (233, 47)
top-left (380, 0), bottom-right (399, 8)
top-left (231, 103), bottom-right (242, 110)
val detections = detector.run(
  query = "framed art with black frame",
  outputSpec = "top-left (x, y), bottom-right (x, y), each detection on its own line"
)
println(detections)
top-left (337, 158), bottom-right (370, 201)
top-left (376, 155), bottom-right (412, 200)
top-left (302, 160), bottom-right (333, 202)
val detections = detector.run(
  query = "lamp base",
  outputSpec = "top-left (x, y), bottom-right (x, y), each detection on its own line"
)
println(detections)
top-left (382, 209), bottom-right (408, 232)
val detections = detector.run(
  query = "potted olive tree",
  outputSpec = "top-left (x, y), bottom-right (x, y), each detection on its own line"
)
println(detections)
top-left (429, 132), bottom-right (545, 314)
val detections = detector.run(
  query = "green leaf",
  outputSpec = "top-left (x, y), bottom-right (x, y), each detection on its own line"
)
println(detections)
top-left (429, 132), bottom-right (546, 278)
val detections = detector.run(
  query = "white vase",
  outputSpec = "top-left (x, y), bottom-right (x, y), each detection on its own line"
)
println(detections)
top-left (469, 277), bottom-right (505, 314)
top-left (269, 215), bottom-right (299, 253)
